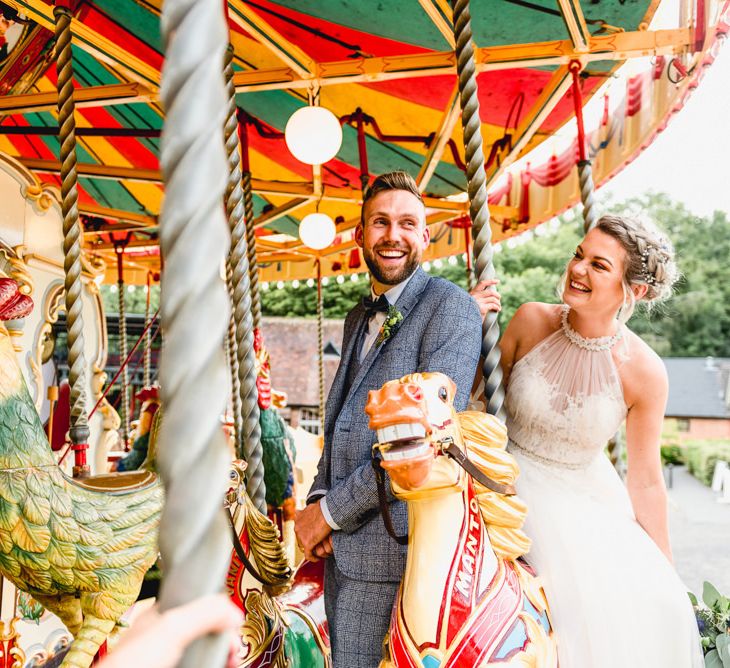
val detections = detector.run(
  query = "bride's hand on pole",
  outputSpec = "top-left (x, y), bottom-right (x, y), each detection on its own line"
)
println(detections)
top-left (470, 280), bottom-right (501, 321)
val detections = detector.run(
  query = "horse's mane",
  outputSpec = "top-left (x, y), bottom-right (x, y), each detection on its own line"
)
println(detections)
top-left (457, 411), bottom-right (531, 562)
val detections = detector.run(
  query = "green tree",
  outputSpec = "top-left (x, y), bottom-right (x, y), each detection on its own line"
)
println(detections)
top-left (101, 285), bottom-right (160, 315)
top-left (103, 193), bottom-right (730, 358)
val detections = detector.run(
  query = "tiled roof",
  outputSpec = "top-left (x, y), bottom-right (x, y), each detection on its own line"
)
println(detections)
top-left (663, 357), bottom-right (730, 419)
top-left (261, 317), bottom-right (344, 407)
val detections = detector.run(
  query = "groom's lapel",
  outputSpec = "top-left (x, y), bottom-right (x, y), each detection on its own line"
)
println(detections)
top-left (343, 267), bottom-right (431, 405)
top-left (326, 303), bottom-right (368, 426)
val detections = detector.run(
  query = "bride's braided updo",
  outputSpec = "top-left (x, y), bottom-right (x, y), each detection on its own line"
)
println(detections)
top-left (595, 214), bottom-right (679, 320)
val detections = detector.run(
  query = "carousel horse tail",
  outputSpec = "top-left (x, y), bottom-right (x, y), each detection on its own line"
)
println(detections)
top-left (457, 410), bottom-right (531, 561)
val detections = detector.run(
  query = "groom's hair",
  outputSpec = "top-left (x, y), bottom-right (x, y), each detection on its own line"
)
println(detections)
top-left (360, 171), bottom-right (424, 226)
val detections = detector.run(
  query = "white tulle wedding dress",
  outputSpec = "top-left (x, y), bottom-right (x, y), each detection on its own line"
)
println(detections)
top-left (501, 305), bottom-right (703, 668)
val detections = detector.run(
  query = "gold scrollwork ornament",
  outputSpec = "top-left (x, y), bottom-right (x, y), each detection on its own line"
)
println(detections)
top-left (0, 617), bottom-right (27, 668)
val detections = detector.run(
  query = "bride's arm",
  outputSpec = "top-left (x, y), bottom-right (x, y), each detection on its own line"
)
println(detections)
top-left (624, 352), bottom-right (672, 562)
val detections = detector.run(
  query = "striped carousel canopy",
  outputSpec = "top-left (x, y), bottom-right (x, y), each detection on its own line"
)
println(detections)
top-left (0, 0), bottom-right (727, 283)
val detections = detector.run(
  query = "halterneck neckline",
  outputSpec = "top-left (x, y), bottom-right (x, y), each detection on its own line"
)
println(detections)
top-left (560, 305), bottom-right (623, 352)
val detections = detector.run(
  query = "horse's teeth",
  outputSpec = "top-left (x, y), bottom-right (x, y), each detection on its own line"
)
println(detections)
top-left (377, 423), bottom-right (426, 444)
top-left (380, 442), bottom-right (431, 461)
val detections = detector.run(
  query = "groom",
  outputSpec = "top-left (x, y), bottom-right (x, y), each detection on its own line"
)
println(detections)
top-left (295, 171), bottom-right (482, 666)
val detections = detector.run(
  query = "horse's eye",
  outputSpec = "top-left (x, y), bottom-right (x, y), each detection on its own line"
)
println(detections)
top-left (438, 386), bottom-right (448, 402)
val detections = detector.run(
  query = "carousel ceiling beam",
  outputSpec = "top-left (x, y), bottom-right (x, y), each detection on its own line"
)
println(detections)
top-left (416, 87), bottom-right (461, 189)
top-left (256, 238), bottom-right (316, 259)
top-left (232, 27), bottom-right (691, 92)
top-left (317, 210), bottom-right (455, 258)
top-left (0, 125), bottom-right (160, 138)
top-left (227, 0), bottom-right (316, 77)
top-left (0, 83), bottom-right (154, 115)
top-left (4, 0), bottom-right (161, 87)
top-left (16, 157), bottom-right (505, 217)
top-left (257, 252), bottom-right (313, 263)
top-left (418, 0), bottom-right (455, 49)
top-left (253, 197), bottom-right (310, 229)
top-left (84, 221), bottom-right (150, 234)
top-left (90, 237), bottom-right (160, 251)
top-left (556, 0), bottom-right (592, 52)
top-left (18, 158), bottom-right (162, 184)
top-left (255, 236), bottom-right (300, 251)
top-left (486, 65), bottom-right (574, 184)
top-left (80, 204), bottom-right (157, 233)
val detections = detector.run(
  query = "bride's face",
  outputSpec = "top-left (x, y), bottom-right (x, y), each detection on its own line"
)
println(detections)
top-left (562, 229), bottom-right (627, 315)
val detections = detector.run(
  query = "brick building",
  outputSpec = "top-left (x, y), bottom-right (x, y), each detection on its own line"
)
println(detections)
top-left (663, 357), bottom-right (730, 439)
top-left (260, 317), bottom-right (344, 433)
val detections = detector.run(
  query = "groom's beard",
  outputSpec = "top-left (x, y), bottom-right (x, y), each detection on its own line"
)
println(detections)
top-left (363, 243), bottom-right (422, 286)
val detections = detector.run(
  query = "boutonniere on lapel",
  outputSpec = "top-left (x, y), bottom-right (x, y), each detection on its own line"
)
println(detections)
top-left (376, 304), bottom-right (404, 346)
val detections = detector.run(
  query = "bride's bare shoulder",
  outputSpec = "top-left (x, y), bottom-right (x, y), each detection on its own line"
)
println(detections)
top-left (617, 328), bottom-right (668, 408)
top-left (509, 302), bottom-right (562, 354)
top-left (510, 302), bottom-right (562, 335)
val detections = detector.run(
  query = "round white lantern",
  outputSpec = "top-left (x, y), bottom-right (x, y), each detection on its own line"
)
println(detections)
top-left (299, 212), bottom-right (336, 250)
top-left (285, 106), bottom-right (343, 165)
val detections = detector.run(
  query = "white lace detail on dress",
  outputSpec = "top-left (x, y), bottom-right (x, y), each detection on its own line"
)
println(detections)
top-left (560, 304), bottom-right (623, 352)
top-left (505, 307), bottom-right (626, 469)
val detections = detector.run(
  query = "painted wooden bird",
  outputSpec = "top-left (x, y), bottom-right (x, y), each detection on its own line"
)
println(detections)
top-left (0, 278), bottom-right (163, 668)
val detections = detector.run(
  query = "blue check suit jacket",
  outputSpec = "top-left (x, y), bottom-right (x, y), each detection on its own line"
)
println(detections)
top-left (308, 267), bottom-right (482, 582)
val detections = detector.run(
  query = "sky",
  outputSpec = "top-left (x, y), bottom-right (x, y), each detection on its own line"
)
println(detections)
top-left (601, 39), bottom-right (730, 217)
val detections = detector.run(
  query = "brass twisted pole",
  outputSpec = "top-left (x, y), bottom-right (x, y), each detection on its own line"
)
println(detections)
top-left (316, 261), bottom-right (325, 434)
top-left (240, 147), bottom-right (262, 329)
top-left (569, 61), bottom-right (599, 232)
top-left (54, 4), bottom-right (90, 477)
top-left (225, 260), bottom-right (243, 453)
top-left (223, 46), bottom-right (266, 512)
top-left (157, 1), bottom-right (234, 665)
top-left (115, 245), bottom-right (130, 447)
top-left (223, 47), bottom-right (244, 456)
top-left (450, 0), bottom-right (505, 420)
top-left (143, 271), bottom-right (153, 387)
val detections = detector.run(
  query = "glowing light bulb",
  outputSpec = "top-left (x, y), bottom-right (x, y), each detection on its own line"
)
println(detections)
top-left (299, 212), bottom-right (336, 250)
top-left (285, 106), bottom-right (343, 165)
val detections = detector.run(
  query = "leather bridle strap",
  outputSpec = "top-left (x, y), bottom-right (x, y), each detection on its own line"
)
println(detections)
top-left (371, 456), bottom-right (409, 545)
top-left (226, 508), bottom-right (287, 587)
top-left (441, 440), bottom-right (517, 496)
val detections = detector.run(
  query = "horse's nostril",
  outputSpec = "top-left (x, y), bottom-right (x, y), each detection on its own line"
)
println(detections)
top-left (404, 384), bottom-right (423, 401)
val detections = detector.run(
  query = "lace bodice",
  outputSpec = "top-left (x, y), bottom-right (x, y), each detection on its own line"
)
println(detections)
top-left (505, 306), bottom-right (627, 469)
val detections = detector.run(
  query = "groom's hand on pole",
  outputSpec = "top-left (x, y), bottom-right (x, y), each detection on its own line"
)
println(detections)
top-left (470, 279), bottom-right (501, 321)
top-left (294, 502), bottom-right (332, 562)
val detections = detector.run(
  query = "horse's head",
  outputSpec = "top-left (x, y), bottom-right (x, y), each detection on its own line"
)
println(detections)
top-left (366, 372), bottom-right (464, 495)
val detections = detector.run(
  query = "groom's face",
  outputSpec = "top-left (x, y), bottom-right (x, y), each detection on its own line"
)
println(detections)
top-left (356, 190), bottom-right (430, 288)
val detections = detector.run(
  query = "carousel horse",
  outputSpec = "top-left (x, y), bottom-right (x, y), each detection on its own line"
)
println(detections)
top-left (366, 372), bottom-right (557, 667)
top-left (115, 385), bottom-right (160, 472)
top-left (254, 328), bottom-right (298, 558)
top-left (0, 278), bottom-right (162, 668)
top-left (225, 459), bottom-right (330, 667)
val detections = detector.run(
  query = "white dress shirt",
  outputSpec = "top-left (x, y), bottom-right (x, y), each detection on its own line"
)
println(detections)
top-left (358, 273), bottom-right (414, 362)
top-left (319, 271), bottom-right (416, 531)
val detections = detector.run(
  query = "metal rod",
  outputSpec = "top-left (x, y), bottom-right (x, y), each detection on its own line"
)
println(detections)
top-left (156, 1), bottom-right (234, 665)
top-left (569, 61), bottom-right (598, 232)
top-left (224, 44), bottom-right (266, 512)
top-left (143, 271), bottom-right (153, 387)
top-left (316, 260), bottom-right (325, 434)
top-left (89, 311), bottom-right (159, 419)
top-left (237, 109), bottom-right (263, 330)
top-left (54, 3), bottom-right (90, 477)
top-left (115, 245), bottom-right (130, 448)
top-left (355, 109), bottom-right (370, 192)
top-left (450, 0), bottom-right (505, 420)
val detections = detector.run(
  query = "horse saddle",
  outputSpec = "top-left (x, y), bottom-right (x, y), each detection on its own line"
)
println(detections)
top-left (69, 470), bottom-right (158, 494)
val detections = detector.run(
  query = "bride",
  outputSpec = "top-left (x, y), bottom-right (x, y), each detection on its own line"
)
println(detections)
top-left (471, 214), bottom-right (703, 667)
